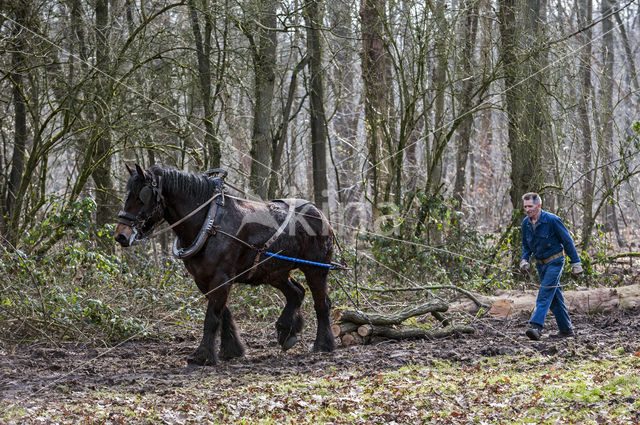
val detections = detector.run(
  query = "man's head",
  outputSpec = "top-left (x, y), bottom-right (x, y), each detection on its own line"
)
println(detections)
top-left (522, 192), bottom-right (542, 220)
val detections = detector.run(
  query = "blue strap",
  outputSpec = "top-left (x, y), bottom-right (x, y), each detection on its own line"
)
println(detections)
top-left (265, 251), bottom-right (334, 269)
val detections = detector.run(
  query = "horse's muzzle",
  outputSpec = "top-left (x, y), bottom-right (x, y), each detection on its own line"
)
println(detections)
top-left (114, 223), bottom-right (137, 247)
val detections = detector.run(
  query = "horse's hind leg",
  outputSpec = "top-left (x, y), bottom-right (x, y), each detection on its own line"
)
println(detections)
top-left (304, 269), bottom-right (335, 352)
top-left (272, 276), bottom-right (306, 351)
top-left (219, 306), bottom-right (245, 360)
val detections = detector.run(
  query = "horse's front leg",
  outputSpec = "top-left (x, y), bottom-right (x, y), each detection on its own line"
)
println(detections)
top-left (188, 286), bottom-right (230, 366)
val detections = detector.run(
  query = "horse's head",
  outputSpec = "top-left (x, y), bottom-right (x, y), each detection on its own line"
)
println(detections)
top-left (114, 164), bottom-right (165, 247)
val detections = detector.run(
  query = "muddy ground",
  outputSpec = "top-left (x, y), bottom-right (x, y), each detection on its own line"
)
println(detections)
top-left (1, 312), bottom-right (639, 403)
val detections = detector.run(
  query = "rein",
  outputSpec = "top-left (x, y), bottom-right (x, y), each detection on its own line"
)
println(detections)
top-left (144, 191), bottom-right (222, 241)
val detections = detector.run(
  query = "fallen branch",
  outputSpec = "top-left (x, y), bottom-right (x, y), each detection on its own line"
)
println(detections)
top-left (359, 284), bottom-right (489, 309)
top-left (363, 323), bottom-right (475, 340)
top-left (605, 252), bottom-right (640, 261)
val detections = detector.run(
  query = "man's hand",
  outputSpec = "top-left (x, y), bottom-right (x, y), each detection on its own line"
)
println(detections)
top-left (571, 262), bottom-right (583, 277)
top-left (519, 259), bottom-right (531, 274)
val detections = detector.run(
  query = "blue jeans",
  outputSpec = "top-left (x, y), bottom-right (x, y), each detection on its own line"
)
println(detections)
top-left (529, 257), bottom-right (572, 331)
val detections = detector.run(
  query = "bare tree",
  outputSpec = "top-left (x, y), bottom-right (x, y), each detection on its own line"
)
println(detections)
top-left (4, 0), bottom-right (30, 243)
top-left (304, 0), bottom-right (329, 211)
top-left (326, 0), bottom-right (363, 233)
top-left (90, 0), bottom-right (115, 226)
top-left (499, 0), bottom-right (548, 214)
top-left (598, 0), bottom-right (625, 246)
top-left (453, 0), bottom-right (480, 210)
top-left (188, 0), bottom-right (222, 168)
top-left (360, 0), bottom-right (389, 212)
top-left (577, 0), bottom-right (595, 250)
top-left (246, 0), bottom-right (278, 199)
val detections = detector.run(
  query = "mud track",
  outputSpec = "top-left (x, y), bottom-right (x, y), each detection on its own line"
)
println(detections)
top-left (1, 312), bottom-right (639, 402)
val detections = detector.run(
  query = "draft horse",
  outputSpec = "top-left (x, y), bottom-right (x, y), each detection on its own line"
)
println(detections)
top-left (114, 164), bottom-right (336, 365)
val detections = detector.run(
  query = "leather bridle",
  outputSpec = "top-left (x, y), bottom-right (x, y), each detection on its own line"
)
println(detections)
top-left (117, 175), bottom-right (165, 240)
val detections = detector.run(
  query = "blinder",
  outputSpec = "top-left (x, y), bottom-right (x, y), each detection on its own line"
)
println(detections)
top-left (139, 186), bottom-right (153, 206)
top-left (117, 174), bottom-right (165, 237)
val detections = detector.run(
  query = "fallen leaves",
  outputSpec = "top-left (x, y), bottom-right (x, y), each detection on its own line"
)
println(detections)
top-left (2, 342), bottom-right (640, 424)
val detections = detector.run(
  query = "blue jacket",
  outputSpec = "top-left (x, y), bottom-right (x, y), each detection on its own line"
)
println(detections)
top-left (522, 210), bottom-right (580, 264)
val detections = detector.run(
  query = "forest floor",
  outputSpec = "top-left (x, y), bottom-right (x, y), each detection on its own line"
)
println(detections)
top-left (1, 311), bottom-right (640, 424)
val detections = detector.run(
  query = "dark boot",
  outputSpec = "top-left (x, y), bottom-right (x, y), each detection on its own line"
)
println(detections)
top-left (526, 325), bottom-right (543, 341)
top-left (549, 329), bottom-right (575, 339)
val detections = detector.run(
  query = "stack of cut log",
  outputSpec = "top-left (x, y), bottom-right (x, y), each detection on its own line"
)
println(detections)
top-left (331, 300), bottom-right (475, 346)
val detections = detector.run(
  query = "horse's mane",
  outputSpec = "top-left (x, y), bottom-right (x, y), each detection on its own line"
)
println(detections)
top-left (150, 165), bottom-right (218, 202)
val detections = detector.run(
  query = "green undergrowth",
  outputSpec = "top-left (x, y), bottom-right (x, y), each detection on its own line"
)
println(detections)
top-left (0, 242), bottom-right (203, 344)
top-left (2, 351), bottom-right (639, 424)
top-left (1, 195), bottom-right (636, 346)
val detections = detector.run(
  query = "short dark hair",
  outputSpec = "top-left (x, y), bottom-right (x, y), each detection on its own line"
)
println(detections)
top-left (522, 192), bottom-right (541, 205)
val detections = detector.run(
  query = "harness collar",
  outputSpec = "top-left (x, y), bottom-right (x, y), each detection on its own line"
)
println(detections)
top-left (172, 193), bottom-right (223, 259)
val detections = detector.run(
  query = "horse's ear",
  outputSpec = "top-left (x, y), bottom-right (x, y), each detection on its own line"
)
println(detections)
top-left (125, 162), bottom-right (135, 176)
top-left (135, 163), bottom-right (145, 178)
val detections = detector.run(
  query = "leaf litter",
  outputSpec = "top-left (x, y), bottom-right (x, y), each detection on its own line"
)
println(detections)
top-left (1, 312), bottom-right (639, 424)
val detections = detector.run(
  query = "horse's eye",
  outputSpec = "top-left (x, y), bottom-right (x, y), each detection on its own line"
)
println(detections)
top-left (139, 186), bottom-right (153, 205)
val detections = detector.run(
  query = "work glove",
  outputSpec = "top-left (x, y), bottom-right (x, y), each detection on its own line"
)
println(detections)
top-left (519, 259), bottom-right (531, 274)
top-left (571, 262), bottom-right (583, 277)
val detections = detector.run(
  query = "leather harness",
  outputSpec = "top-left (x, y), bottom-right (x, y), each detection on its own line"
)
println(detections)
top-left (119, 169), bottom-right (311, 277)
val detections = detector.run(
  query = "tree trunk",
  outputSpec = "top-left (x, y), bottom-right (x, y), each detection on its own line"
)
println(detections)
top-left (453, 0), bottom-right (480, 210)
top-left (329, 0), bottom-right (362, 232)
top-left (249, 0), bottom-right (277, 199)
top-left (304, 0), bottom-right (329, 213)
top-left (499, 0), bottom-right (546, 213)
top-left (578, 0), bottom-right (595, 250)
top-left (360, 0), bottom-right (389, 212)
top-left (613, 11), bottom-right (639, 97)
top-left (188, 0), bottom-right (221, 168)
top-left (91, 0), bottom-right (115, 226)
top-left (425, 0), bottom-right (448, 197)
top-left (4, 0), bottom-right (29, 243)
top-left (599, 0), bottom-right (625, 247)
top-left (268, 56), bottom-right (307, 199)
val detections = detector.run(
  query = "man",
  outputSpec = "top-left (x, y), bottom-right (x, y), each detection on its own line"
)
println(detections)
top-left (520, 192), bottom-right (583, 341)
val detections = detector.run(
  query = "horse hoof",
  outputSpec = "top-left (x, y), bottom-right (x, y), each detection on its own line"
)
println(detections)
top-left (187, 351), bottom-right (217, 367)
top-left (282, 336), bottom-right (297, 351)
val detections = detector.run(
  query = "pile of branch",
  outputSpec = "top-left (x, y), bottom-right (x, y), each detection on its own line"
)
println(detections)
top-left (331, 300), bottom-right (475, 346)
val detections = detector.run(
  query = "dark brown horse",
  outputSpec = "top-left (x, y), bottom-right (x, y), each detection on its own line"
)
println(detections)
top-left (114, 164), bottom-right (335, 365)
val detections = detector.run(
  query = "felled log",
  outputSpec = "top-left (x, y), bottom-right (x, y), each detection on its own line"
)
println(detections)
top-left (331, 322), bottom-right (359, 338)
top-left (341, 332), bottom-right (365, 346)
top-left (450, 283), bottom-right (640, 319)
top-left (357, 324), bottom-right (373, 337)
top-left (340, 333), bottom-right (355, 346)
top-left (333, 300), bottom-right (474, 346)
top-left (360, 323), bottom-right (475, 340)
top-left (341, 332), bottom-right (367, 346)
top-left (333, 300), bottom-right (449, 326)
